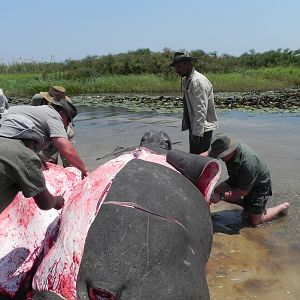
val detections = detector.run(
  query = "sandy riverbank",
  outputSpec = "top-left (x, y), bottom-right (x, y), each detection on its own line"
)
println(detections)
top-left (74, 107), bottom-right (300, 300)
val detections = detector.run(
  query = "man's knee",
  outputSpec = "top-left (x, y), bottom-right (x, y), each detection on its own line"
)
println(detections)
top-left (247, 213), bottom-right (263, 226)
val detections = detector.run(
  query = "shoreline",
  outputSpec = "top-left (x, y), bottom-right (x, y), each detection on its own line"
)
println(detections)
top-left (8, 88), bottom-right (300, 113)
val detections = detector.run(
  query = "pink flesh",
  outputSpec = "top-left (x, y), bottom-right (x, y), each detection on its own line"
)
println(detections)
top-left (0, 163), bottom-right (81, 297)
top-left (197, 161), bottom-right (221, 203)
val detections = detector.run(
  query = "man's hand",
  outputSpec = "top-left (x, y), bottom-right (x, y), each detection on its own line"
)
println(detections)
top-left (200, 151), bottom-right (209, 157)
top-left (209, 193), bottom-right (221, 204)
top-left (53, 195), bottom-right (65, 210)
top-left (52, 137), bottom-right (89, 178)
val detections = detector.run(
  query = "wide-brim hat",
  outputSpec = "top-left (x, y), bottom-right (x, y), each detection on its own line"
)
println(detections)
top-left (30, 92), bottom-right (54, 106)
top-left (48, 86), bottom-right (71, 101)
top-left (208, 133), bottom-right (238, 159)
top-left (51, 86), bottom-right (65, 93)
top-left (39, 92), bottom-right (53, 103)
top-left (170, 51), bottom-right (196, 67)
top-left (51, 99), bottom-right (77, 121)
top-left (0, 114), bottom-right (44, 146)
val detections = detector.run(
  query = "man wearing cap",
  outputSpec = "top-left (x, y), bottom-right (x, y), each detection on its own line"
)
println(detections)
top-left (0, 114), bottom-right (64, 214)
top-left (6, 98), bottom-right (89, 178)
top-left (207, 133), bottom-right (289, 225)
top-left (31, 87), bottom-right (75, 167)
top-left (170, 51), bottom-right (218, 154)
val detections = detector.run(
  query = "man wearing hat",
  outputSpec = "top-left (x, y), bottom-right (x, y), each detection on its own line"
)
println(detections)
top-left (207, 133), bottom-right (289, 225)
top-left (170, 51), bottom-right (218, 154)
top-left (31, 87), bottom-right (75, 167)
top-left (0, 114), bottom-right (64, 214)
top-left (6, 98), bottom-right (89, 178)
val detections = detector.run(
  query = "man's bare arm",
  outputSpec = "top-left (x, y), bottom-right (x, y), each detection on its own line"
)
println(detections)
top-left (52, 137), bottom-right (89, 177)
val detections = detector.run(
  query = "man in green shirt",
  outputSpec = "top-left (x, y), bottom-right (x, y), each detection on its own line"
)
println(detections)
top-left (0, 114), bottom-right (65, 214)
top-left (207, 133), bottom-right (289, 225)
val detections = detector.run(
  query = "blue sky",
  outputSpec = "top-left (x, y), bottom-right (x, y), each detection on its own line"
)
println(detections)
top-left (1, 0), bottom-right (299, 63)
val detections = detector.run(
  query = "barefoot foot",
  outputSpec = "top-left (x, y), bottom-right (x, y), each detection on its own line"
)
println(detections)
top-left (280, 202), bottom-right (290, 216)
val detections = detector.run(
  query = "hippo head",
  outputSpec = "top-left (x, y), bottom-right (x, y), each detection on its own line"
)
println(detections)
top-left (139, 131), bottom-right (172, 153)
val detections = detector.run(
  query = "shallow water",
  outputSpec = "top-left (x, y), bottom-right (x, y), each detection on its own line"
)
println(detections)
top-left (73, 106), bottom-right (300, 300)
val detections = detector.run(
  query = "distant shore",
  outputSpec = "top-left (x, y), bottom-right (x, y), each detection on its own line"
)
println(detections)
top-left (9, 88), bottom-right (299, 113)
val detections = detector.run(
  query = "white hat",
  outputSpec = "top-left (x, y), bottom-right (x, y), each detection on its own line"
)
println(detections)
top-left (0, 114), bottom-right (44, 146)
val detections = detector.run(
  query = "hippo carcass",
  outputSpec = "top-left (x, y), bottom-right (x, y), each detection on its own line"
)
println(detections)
top-left (31, 131), bottom-right (221, 300)
top-left (0, 131), bottom-right (220, 299)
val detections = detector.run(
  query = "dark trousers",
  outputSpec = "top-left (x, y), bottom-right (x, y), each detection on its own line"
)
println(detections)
top-left (189, 131), bottom-right (213, 154)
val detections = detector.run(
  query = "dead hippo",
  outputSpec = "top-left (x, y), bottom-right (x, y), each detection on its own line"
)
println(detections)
top-left (12, 131), bottom-right (218, 300)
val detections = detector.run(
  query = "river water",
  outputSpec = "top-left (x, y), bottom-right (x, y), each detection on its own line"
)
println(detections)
top-left (72, 104), bottom-right (299, 300)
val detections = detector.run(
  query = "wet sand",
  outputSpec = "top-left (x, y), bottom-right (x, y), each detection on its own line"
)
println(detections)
top-left (206, 112), bottom-right (300, 299)
top-left (74, 107), bottom-right (300, 299)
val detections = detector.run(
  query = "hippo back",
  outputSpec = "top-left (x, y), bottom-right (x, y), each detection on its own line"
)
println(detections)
top-left (76, 159), bottom-right (213, 299)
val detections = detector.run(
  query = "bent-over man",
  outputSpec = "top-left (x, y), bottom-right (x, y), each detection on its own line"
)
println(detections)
top-left (6, 99), bottom-right (89, 178)
top-left (31, 86), bottom-right (75, 167)
top-left (206, 133), bottom-right (289, 226)
top-left (0, 114), bottom-right (64, 214)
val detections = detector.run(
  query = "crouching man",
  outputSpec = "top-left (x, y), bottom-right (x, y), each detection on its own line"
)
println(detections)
top-left (0, 114), bottom-right (64, 214)
top-left (205, 133), bottom-right (289, 226)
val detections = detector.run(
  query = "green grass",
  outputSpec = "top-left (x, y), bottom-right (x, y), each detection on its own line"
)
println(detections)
top-left (0, 67), bottom-right (299, 97)
top-left (208, 67), bottom-right (300, 92)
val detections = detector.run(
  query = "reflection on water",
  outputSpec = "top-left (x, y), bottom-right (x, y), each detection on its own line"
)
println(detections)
top-left (74, 106), bottom-right (300, 299)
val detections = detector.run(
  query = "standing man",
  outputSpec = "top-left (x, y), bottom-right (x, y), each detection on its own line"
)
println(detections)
top-left (6, 99), bottom-right (89, 178)
top-left (0, 114), bottom-right (64, 214)
top-left (207, 133), bottom-right (289, 226)
top-left (170, 51), bottom-right (218, 154)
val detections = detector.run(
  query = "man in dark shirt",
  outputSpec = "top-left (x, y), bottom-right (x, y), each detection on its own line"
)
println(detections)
top-left (207, 133), bottom-right (289, 225)
top-left (0, 114), bottom-right (65, 214)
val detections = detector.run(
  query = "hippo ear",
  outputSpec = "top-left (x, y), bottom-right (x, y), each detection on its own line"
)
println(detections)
top-left (160, 131), bottom-right (172, 150)
top-left (140, 131), bottom-right (153, 146)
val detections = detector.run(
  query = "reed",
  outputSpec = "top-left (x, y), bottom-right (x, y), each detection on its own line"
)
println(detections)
top-left (0, 67), bottom-right (299, 97)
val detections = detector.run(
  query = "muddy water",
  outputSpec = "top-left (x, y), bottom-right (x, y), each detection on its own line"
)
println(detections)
top-left (74, 106), bottom-right (300, 300)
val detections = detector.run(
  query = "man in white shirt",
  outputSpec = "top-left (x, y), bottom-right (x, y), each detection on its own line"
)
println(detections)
top-left (170, 51), bottom-right (218, 154)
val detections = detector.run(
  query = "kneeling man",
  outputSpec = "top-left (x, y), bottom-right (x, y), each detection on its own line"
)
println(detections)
top-left (206, 133), bottom-right (289, 226)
